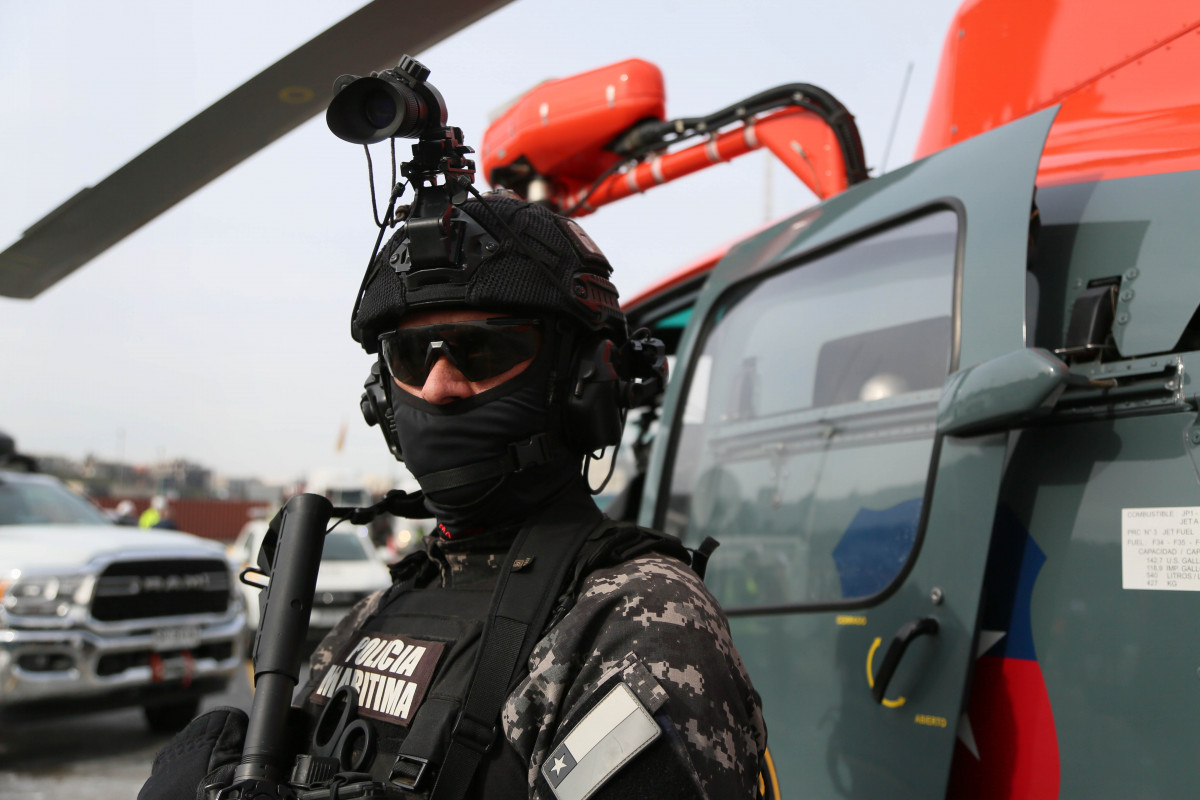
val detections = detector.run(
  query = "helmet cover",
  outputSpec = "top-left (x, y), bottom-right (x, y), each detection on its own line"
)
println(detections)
top-left (352, 194), bottom-right (626, 353)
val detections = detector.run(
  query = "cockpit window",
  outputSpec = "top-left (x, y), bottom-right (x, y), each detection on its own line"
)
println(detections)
top-left (663, 210), bottom-right (958, 608)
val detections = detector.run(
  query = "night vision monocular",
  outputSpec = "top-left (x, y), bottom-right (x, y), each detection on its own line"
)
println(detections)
top-left (326, 55), bottom-right (448, 145)
top-left (327, 54), bottom-right (474, 213)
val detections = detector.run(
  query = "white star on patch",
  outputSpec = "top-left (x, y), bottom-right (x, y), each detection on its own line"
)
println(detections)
top-left (551, 756), bottom-right (568, 776)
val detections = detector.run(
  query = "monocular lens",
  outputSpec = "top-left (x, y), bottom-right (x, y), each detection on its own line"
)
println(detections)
top-left (364, 90), bottom-right (397, 129)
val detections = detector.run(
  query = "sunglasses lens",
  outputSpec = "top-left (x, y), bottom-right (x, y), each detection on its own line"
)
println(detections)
top-left (453, 324), bottom-right (539, 381)
top-left (380, 320), bottom-right (540, 387)
top-left (381, 331), bottom-right (433, 385)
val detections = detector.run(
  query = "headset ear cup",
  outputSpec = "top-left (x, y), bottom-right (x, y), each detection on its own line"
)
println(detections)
top-left (361, 360), bottom-right (404, 461)
top-left (565, 339), bottom-right (625, 454)
top-left (620, 328), bottom-right (669, 408)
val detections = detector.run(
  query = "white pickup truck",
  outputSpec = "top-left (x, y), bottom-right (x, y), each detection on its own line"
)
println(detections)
top-left (0, 470), bottom-right (246, 732)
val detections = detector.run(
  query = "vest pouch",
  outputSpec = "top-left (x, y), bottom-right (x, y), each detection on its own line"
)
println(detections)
top-left (302, 582), bottom-right (494, 794)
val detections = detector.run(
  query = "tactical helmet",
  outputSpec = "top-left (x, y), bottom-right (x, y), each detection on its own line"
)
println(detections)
top-left (353, 192), bottom-right (670, 479)
top-left (352, 194), bottom-right (626, 353)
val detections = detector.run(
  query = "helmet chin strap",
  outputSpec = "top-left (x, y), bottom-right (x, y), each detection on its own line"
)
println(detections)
top-left (413, 429), bottom-right (572, 500)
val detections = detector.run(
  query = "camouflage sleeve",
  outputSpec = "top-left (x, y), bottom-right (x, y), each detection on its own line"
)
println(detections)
top-left (502, 553), bottom-right (767, 799)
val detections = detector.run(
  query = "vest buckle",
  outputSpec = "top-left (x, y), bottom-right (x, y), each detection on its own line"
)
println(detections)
top-left (389, 753), bottom-right (431, 792)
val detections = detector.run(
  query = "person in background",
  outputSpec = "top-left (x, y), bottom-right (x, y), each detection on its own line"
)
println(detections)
top-left (112, 499), bottom-right (137, 526)
top-left (138, 495), bottom-right (166, 528)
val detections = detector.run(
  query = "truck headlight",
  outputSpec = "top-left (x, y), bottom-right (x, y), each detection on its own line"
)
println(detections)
top-left (0, 575), bottom-right (87, 617)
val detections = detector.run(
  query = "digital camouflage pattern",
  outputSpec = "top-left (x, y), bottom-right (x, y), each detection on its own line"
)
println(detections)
top-left (301, 533), bottom-right (767, 799)
top-left (505, 552), bottom-right (767, 799)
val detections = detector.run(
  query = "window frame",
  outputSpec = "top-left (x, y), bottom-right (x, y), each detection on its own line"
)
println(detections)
top-left (654, 201), bottom-right (967, 615)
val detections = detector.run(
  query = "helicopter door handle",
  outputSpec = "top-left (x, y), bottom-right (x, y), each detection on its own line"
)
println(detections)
top-left (869, 616), bottom-right (939, 705)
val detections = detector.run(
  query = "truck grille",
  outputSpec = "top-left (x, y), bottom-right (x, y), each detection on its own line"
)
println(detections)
top-left (91, 559), bottom-right (231, 621)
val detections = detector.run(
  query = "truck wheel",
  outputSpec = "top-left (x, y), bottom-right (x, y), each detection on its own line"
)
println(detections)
top-left (142, 698), bottom-right (201, 734)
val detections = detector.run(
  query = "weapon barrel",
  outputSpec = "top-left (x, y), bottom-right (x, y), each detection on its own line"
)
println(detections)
top-left (233, 493), bottom-right (332, 785)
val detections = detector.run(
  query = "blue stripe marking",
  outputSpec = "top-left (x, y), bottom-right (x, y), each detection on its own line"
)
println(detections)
top-left (981, 506), bottom-right (1046, 661)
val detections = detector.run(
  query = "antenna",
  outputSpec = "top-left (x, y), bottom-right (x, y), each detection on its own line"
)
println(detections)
top-left (880, 62), bottom-right (914, 175)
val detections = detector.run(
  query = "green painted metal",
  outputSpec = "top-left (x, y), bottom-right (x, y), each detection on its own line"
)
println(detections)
top-left (642, 105), bottom-right (1059, 528)
top-left (997, 409), bottom-right (1200, 796)
top-left (937, 348), bottom-right (1073, 436)
top-left (641, 108), bottom-right (1057, 797)
top-left (1030, 171), bottom-right (1200, 358)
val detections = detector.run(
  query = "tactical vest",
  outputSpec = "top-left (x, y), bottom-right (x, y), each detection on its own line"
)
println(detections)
top-left (293, 492), bottom-right (699, 800)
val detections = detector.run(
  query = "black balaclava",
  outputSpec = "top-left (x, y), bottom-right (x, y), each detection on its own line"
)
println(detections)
top-left (388, 330), bottom-right (584, 534)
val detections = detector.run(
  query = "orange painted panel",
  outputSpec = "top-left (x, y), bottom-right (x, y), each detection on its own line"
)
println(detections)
top-left (917, 0), bottom-right (1200, 184)
top-left (480, 59), bottom-right (665, 195)
top-left (1038, 28), bottom-right (1200, 185)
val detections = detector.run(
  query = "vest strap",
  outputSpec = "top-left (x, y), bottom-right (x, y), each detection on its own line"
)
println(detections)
top-left (420, 490), bottom-right (603, 800)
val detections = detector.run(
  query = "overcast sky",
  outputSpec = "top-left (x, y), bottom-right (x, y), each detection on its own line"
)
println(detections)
top-left (0, 0), bottom-right (962, 484)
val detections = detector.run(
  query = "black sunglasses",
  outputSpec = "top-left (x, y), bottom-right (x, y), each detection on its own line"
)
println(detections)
top-left (378, 318), bottom-right (542, 387)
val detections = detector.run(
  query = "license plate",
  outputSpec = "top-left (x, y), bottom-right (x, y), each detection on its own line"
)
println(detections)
top-left (152, 625), bottom-right (202, 651)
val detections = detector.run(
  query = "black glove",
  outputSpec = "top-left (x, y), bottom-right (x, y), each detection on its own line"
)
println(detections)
top-left (138, 706), bottom-right (248, 800)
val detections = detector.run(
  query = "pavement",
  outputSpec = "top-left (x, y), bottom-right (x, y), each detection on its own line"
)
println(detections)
top-left (0, 661), bottom-right (256, 800)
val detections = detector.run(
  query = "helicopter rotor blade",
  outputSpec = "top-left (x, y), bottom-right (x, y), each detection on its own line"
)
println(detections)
top-left (0, 0), bottom-right (512, 299)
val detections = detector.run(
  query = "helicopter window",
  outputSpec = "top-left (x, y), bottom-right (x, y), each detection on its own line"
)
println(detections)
top-left (663, 210), bottom-right (957, 609)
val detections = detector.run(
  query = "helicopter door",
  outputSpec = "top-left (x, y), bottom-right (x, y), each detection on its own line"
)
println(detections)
top-left (644, 107), bottom-right (1056, 798)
